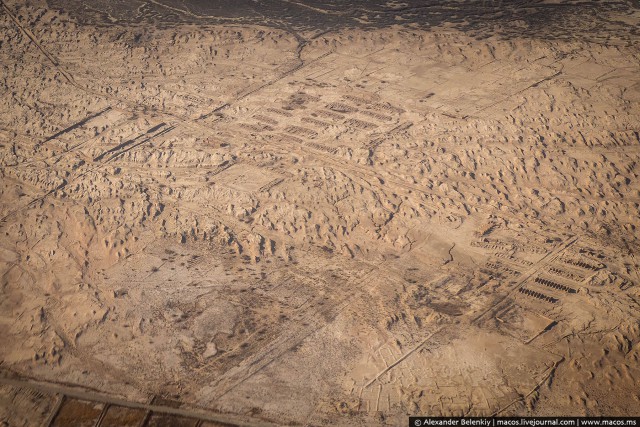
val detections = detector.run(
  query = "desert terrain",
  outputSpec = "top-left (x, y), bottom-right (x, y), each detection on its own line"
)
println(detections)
top-left (1, 0), bottom-right (640, 425)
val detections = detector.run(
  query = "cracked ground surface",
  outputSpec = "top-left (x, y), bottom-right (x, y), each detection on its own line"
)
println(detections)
top-left (1, 0), bottom-right (640, 425)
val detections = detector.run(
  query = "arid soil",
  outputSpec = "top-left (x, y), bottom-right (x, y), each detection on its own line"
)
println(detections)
top-left (1, 0), bottom-right (640, 425)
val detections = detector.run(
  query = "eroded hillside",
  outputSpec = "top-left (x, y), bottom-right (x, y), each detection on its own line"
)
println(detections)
top-left (1, 0), bottom-right (639, 425)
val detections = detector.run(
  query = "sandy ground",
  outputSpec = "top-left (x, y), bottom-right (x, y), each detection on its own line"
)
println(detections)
top-left (1, 0), bottom-right (640, 425)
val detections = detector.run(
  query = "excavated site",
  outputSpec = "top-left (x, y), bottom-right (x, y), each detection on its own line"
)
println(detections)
top-left (1, 0), bottom-right (640, 425)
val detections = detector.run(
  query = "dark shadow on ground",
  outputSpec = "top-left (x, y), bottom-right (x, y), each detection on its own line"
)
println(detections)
top-left (48, 0), bottom-right (640, 45)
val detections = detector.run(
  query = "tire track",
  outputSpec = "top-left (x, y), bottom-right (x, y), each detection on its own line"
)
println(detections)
top-left (0, 1), bottom-right (71, 80)
top-left (0, 374), bottom-right (278, 427)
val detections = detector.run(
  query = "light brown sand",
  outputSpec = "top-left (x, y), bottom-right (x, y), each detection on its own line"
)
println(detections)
top-left (1, 0), bottom-right (639, 425)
